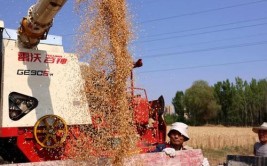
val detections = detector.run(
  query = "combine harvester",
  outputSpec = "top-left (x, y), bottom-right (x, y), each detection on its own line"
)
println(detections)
top-left (0, 0), bottom-right (203, 165)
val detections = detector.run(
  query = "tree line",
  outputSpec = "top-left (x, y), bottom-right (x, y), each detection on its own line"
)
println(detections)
top-left (172, 77), bottom-right (267, 126)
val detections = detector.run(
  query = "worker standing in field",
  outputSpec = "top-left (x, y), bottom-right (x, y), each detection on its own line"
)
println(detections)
top-left (252, 122), bottom-right (267, 156)
top-left (152, 122), bottom-right (210, 166)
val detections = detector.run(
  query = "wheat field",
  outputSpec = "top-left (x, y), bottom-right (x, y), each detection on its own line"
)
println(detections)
top-left (167, 126), bottom-right (258, 149)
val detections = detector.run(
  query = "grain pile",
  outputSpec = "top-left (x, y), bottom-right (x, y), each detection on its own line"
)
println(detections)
top-left (68, 0), bottom-right (139, 165)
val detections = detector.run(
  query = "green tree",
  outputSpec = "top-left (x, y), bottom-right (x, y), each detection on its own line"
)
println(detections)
top-left (257, 79), bottom-right (267, 123)
top-left (213, 78), bottom-right (267, 126)
top-left (228, 77), bottom-right (247, 126)
top-left (172, 91), bottom-right (185, 122)
top-left (184, 80), bottom-right (220, 125)
top-left (213, 79), bottom-right (234, 125)
top-left (246, 78), bottom-right (267, 125)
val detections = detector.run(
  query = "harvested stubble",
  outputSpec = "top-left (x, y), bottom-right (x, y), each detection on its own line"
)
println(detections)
top-left (68, 0), bottom-right (140, 165)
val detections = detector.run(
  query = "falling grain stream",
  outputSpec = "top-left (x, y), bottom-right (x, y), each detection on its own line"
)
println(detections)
top-left (69, 0), bottom-right (139, 165)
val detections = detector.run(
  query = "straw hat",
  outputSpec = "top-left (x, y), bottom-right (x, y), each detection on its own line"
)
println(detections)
top-left (252, 122), bottom-right (267, 133)
top-left (168, 122), bottom-right (190, 141)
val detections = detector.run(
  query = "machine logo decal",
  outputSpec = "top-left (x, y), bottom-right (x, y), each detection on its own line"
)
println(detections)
top-left (18, 51), bottom-right (68, 64)
top-left (17, 69), bottom-right (53, 76)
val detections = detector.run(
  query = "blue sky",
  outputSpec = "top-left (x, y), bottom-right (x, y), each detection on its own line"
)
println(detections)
top-left (1, 0), bottom-right (267, 105)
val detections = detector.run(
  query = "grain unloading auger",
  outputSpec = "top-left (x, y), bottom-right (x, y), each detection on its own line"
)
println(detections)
top-left (17, 0), bottom-right (67, 49)
top-left (0, 0), bottom-right (167, 164)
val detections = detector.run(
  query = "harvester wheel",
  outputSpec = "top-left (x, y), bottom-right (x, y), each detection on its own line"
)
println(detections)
top-left (33, 115), bottom-right (68, 149)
